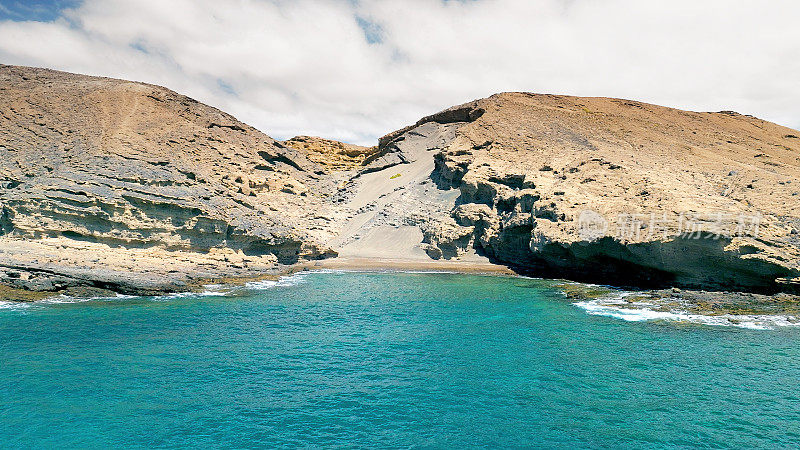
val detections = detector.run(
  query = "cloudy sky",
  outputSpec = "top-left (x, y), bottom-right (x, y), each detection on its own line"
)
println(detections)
top-left (0, 0), bottom-right (798, 145)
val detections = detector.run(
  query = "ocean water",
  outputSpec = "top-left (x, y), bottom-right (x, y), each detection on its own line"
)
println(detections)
top-left (2, 271), bottom-right (800, 448)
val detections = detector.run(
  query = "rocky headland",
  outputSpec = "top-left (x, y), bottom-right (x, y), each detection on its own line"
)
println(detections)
top-left (0, 65), bottom-right (342, 296)
top-left (1, 65), bottom-right (799, 300)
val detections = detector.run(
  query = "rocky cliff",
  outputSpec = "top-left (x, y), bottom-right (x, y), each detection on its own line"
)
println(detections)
top-left (1, 65), bottom-right (799, 296)
top-left (366, 93), bottom-right (800, 292)
top-left (0, 65), bottom-right (339, 294)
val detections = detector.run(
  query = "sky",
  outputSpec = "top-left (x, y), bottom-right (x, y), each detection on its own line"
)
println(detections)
top-left (0, 0), bottom-right (798, 145)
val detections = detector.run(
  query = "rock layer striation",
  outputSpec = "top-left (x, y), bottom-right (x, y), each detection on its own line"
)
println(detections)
top-left (0, 65), bottom-right (339, 294)
top-left (383, 94), bottom-right (800, 292)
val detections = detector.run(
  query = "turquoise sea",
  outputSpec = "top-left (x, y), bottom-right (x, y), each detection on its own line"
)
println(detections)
top-left (2, 271), bottom-right (800, 448)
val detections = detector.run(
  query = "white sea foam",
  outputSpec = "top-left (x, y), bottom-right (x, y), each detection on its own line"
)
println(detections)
top-left (386, 269), bottom-right (459, 274)
top-left (0, 292), bottom-right (138, 311)
top-left (574, 294), bottom-right (800, 330)
top-left (244, 271), bottom-right (317, 290)
top-left (159, 289), bottom-right (228, 299)
top-left (0, 300), bottom-right (31, 310)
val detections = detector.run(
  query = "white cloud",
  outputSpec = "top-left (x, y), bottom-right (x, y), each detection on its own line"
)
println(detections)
top-left (0, 0), bottom-right (798, 145)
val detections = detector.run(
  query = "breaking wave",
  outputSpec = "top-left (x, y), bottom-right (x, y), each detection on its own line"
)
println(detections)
top-left (0, 293), bottom-right (138, 311)
top-left (243, 270), bottom-right (338, 290)
top-left (574, 293), bottom-right (800, 330)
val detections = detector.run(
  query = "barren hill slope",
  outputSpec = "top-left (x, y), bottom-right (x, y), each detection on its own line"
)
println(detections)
top-left (351, 93), bottom-right (800, 291)
top-left (0, 65), bottom-right (338, 294)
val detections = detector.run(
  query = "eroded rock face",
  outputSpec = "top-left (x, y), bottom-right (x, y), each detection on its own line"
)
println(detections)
top-left (281, 136), bottom-right (377, 171)
top-left (0, 65), bottom-right (338, 293)
top-left (404, 93), bottom-right (800, 292)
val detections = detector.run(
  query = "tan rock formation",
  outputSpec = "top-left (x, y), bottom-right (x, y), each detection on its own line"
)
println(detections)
top-left (370, 93), bottom-right (800, 291)
top-left (0, 65), bottom-right (338, 294)
top-left (282, 135), bottom-right (377, 171)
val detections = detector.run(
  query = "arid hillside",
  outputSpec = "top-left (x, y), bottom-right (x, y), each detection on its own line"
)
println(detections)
top-left (384, 93), bottom-right (800, 290)
top-left (0, 65), bottom-right (339, 294)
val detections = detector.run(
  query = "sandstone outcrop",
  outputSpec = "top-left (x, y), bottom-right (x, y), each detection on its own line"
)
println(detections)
top-left (0, 65), bottom-right (339, 294)
top-left (371, 93), bottom-right (800, 292)
top-left (282, 136), bottom-right (377, 171)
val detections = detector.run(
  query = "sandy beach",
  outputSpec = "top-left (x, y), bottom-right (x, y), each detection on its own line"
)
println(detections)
top-left (292, 256), bottom-right (518, 275)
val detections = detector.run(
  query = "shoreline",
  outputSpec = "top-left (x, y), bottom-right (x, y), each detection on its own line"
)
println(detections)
top-left (0, 255), bottom-right (519, 302)
top-left (4, 255), bottom-right (800, 325)
top-left (5, 257), bottom-right (800, 331)
top-left (287, 256), bottom-right (519, 276)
